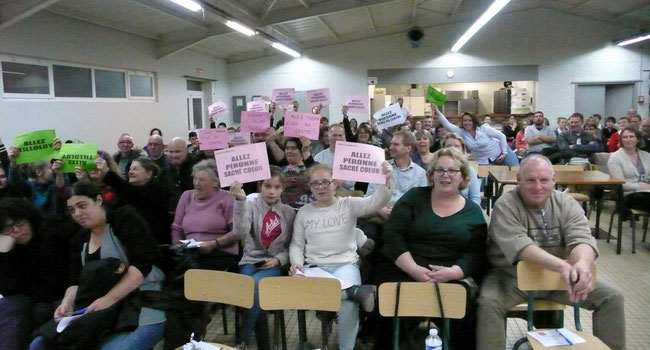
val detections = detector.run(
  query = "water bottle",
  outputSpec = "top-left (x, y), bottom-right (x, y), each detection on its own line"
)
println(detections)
top-left (425, 328), bottom-right (442, 350)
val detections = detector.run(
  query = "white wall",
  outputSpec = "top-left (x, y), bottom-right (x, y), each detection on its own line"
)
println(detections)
top-left (228, 8), bottom-right (650, 126)
top-left (0, 11), bottom-right (230, 151)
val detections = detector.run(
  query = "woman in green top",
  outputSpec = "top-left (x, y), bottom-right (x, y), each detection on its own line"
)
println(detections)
top-left (374, 148), bottom-right (487, 350)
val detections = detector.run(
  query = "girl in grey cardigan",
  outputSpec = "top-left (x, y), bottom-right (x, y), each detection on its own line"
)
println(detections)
top-left (230, 167), bottom-right (295, 350)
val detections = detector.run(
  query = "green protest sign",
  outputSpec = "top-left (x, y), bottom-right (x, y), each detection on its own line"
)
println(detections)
top-left (426, 86), bottom-right (447, 106)
top-left (58, 144), bottom-right (98, 173)
top-left (14, 129), bottom-right (57, 164)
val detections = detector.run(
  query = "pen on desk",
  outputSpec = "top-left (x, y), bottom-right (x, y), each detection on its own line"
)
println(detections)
top-left (555, 329), bottom-right (573, 345)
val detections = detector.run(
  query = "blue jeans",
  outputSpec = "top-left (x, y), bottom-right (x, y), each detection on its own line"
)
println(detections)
top-left (239, 264), bottom-right (283, 347)
top-left (319, 264), bottom-right (362, 350)
top-left (489, 147), bottom-right (520, 167)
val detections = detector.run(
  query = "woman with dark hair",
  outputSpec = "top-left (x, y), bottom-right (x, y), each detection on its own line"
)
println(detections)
top-left (96, 157), bottom-right (170, 244)
top-left (30, 181), bottom-right (165, 350)
top-left (502, 115), bottom-right (521, 148)
top-left (280, 138), bottom-right (315, 209)
top-left (607, 127), bottom-right (650, 211)
top-left (311, 126), bottom-right (330, 156)
top-left (602, 116), bottom-right (618, 143)
top-left (433, 104), bottom-right (519, 166)
top-left (0, 198), bottom-right (71, 350)
top-left (171, 159), bottom-right (240, 270)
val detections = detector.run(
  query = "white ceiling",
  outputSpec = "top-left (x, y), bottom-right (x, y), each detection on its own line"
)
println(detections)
top-left (2, 0), bottom-right (649, 62)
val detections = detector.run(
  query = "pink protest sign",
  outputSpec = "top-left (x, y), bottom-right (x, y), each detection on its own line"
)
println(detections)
top-left (214, 142), bottom-right (271, 187)
top-left (271, 88), bottom-right (295, 104)
top-left (307, 88), bottom-right (330, 107)
top-left (345, 96), bottom-right (369, 114)
top-left (240, 111), bottom-right (271, 133)
top-left (228, 132), bottom-right (251, 146)
top-left (332, 142), bottom-right (386, 184)
top-left (247, 100), bottom-right (267, 112)
top-left (198, 128), bottom-right (228, 150)
top-left (208, 101), bottom-right (228, 119)
top-left (283, 111), bottom-right (321, 140)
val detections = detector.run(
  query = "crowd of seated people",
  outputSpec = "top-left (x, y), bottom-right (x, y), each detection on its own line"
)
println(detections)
top-left (0, 100), bottom-right (638, 350)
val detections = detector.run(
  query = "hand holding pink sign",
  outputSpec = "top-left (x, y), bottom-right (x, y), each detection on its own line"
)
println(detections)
top-left (271, 88), bottom-right (295, 104)
top-left (332, 142), bottom-right (387, 184)
top-left (344, 96), bottom-right (369, 114)
top-left (240, 111), bottom-right (271, 133)
top-left (208, 101), bottom-right (228, 119)
top-left (214, 143), bottom-right (271, 187)
top-left (198, 128), bottom-right (228, 150)
top-left (283, 111), bottom-right (321, 140)
top-left (306, 88), bottom-right (330, 107)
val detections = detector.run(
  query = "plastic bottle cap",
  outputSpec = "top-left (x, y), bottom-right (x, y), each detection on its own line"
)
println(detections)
top-left (429, 329), bottom-right (438, 336)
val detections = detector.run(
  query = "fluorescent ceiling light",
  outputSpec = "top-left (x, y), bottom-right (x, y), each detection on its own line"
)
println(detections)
top-left (226, 20), bottom-right (256, 36)
top-left (616, 32), bottom-right (650, 46)
top-left (272, 42), bottom-right (301, 58)
top-left (451, 0), bottom-right (511, 52)
top-left (168, 0), bottom-right (202, 12)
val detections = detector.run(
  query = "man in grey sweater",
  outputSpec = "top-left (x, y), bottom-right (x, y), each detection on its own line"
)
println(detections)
top-left (476, 155), bottom-right (625, 350)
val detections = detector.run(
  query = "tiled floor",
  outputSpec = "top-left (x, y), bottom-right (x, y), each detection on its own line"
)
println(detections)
top-left (198, 201), bottom-right (650, 349)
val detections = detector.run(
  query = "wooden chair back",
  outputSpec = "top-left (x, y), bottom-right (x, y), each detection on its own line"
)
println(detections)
top-left (477, 165), bottom-right (509, 178)
top-left (552, 165), bottom-right (585, 172)
top-left (184, 269), bottom-right (254, 309)
top-left (516, 261), bottom-right (596, 291)
top-left (378, 282), bottom-right (466, 319)
top-left (259, 277), bottom-right (341, 312)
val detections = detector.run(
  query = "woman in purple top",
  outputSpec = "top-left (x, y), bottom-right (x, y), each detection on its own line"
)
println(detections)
top-left (432, 103), bottom-right (519, 167)
top-left (171, 159), bottom-right (239, 271)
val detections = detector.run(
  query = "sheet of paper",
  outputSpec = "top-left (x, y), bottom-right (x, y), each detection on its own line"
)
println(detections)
top-left (247, 100), bottom-right (267, 112)
top-left (59, 143), bottom-right (99, 173)
top-left (345, 96), bottom-right (369, 114)
top-left (56, 314), bottom-right (84, 333)
top-left (307, 88), bottom-right (330, 107)
top-left (373, 103), bottom-right (405, 131)
top-left (271, 88), bottom-right (295, 104)
top-left (293, 266), bottom-right (352, 289)
top-left (208, 101), bottom-right (228, 119)
top-left (182, 341), bottom-right (222, 350)
top-left (527, 328), bottom-right (586, 347)
top-left (332, 141), bottom-right (386, 184)
top-left (228, 132), bottom-right (251, 146)
top-left (214, 142), bottom-right (271, 187)
top-left (179, 239), bottom-right (204, 248)
top-left (198, 129), bottom-right (228, 150)
top-left (240, 111), bottom-right (271, 133)
top-left (283, 111), bottom-right (321, 140)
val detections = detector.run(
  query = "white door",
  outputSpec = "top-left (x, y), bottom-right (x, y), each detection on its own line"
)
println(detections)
top-left (187, 95), bottom-right (204, 130)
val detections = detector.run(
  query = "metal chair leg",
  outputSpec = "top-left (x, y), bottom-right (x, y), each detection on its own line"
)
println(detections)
top-left (512, 337), bottom-right (529, 350)
top-left (280, 311), bottom-right (287, 350)
top-left (643, 216), bottom-right (648, 243)
top-left (222, 304), bottom-right (229, 335)
top-left (632, 214), bottom-right (637, 254)
top-left (607, 210), bottom-right (615, 243)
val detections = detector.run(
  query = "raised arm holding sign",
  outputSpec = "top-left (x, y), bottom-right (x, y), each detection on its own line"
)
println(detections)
top-left (426, 86), bottom-right (447, 106)
top-left (14, 129), bottom-right (57, 164)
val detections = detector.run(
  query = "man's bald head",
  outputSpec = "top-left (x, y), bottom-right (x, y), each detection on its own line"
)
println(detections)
top-left (167, 137), bottom-right (188, 166)
top-left (519, 154), bottom-right (553, 177)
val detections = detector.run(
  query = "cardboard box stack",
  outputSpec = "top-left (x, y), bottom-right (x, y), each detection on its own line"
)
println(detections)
top-left (510, 88), bottom-right (532, 114)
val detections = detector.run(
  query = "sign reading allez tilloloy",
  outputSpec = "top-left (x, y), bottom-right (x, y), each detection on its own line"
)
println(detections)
top-left (208, 101), bottom-right (228, 119)
top-left (271, 88), bottom-right (295, 104)
top-left (283, 111), bottom-right (321, 140)
top-left (59, 143), bottom-right (98, 173)
top-left (214, 142), bottom-right (271, 187)
top-left (373, 103), bottom-right (405, 131)
top-left (240, 111), bottom-right (271, 133)
top-left (332, 142), bottom-right (386, 184)
top-left (14, 129), bottom-right (57, 164)
top-left (306, 88), bottom-right (330, 107)
top-left (198, 128), bottom-right (228, 150)
top-left (344, 96), bottom-right (369, 114)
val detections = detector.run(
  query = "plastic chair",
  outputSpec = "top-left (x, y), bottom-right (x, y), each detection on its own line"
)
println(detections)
top-left (378, 282), bottom-right (467, 350)
top-left (184, 269), bottom-right (255, 349)
top-left (259, 277), bottom-right (341, 350)
top-left (512, 261), bottom-right (609, 350)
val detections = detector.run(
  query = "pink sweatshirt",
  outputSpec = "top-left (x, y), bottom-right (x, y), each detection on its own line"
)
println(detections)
top-left (171, 189), bottom-right (239, 255)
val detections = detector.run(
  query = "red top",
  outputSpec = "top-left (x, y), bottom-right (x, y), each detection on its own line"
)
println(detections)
top-left (261, 210), bottom-right (282, 248)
